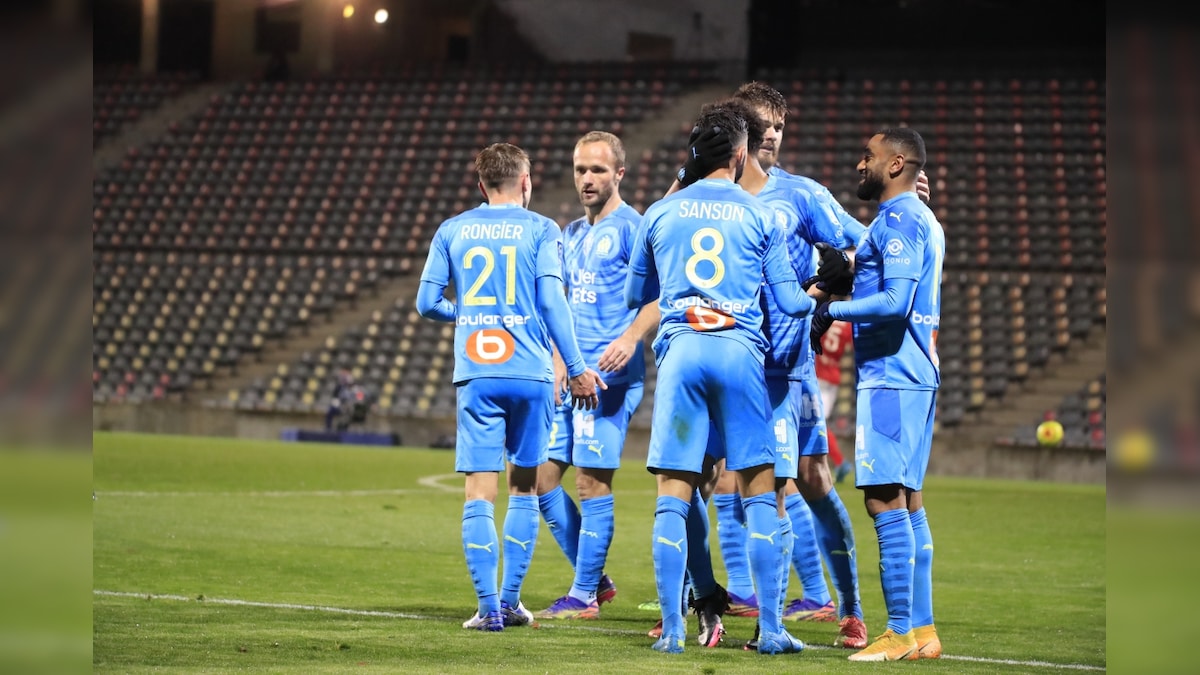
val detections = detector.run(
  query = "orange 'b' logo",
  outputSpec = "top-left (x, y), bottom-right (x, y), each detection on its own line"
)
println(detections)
top-left (686, 306), bottom-right (735, 331)
top-left (465, 328), bottom-right (515, 364)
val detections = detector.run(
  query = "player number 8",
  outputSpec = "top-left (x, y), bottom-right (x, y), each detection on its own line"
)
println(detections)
top-left (685, 227), bottom-right (725, 289)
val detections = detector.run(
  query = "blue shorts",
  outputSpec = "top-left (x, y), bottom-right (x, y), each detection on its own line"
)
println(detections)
top-left (455, 378), bottom-right (552, 473)
top-left (790, 376), bottom-right (831, 458)
top-left (647, 333), bottom-right (774, 474)
top-left (853, 387), bottom-right (937, 491)
top-left (704, 375), bottom-right (795, 478)
top-left (546, 383), bottom-right (643, 469)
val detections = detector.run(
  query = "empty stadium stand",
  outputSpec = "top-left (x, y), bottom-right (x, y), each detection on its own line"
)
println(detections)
top-left (93, 66), bottom-right (201, 147)
top-left (93, 64), bottom-right (1105, 465)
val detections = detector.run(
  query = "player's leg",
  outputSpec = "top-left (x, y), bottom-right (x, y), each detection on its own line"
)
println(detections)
top-left (645, 335), bottom-right (710, 653)
top-left (496, 380), bottom-right (552, 626)
top-left (709, 431), bottom-right (756, 615)
top-left (773, 378), bottom-right (835, 623)
top-left (905, 391), bottom-right (941, 659)
top-left (794, 377), bottom-right (863, 633)
top-left (455, 380), bottom-right (505, 631)
top-left (820, 379), bottom-right (851, 482)
top-left (847, 387), bottom-right (918, 662)
top-left (716, 350), bottom-right (800, 654)
top-left (537, 404), bottom-right (581, 567)
top-left (571, 383), bottom-right (640, 608)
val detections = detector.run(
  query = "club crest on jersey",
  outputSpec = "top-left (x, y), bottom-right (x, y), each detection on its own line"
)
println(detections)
top-left (685, 305), bottom-right (735, 331)
top-left (593, 230), bottom-right (616, 259)
top-left (774, 208), bottom-right (788, 228)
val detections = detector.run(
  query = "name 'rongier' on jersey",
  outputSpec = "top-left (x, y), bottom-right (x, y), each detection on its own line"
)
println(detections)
top-left (676, 200), bottom-right (747, 222)
top-left (459, 222), bottom-right (525, 239)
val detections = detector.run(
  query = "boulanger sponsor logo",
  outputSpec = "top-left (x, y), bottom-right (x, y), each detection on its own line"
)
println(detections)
top-left (911, 312), bottom-right (940, 327)
top-left (465, 328), bottom-right (516, 364)
top-left (685, 306), bottom-right (736, 331)
top-left (671, 296), bottom-right (746, 331)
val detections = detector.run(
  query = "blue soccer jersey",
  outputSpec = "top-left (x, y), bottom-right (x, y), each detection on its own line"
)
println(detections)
top-left (420, 202), bottom-right (564, 385)
top-left (848, 192), bottom-right (945, 390)
top-left (562, 202), bottom-right (645, 386)
top-left (758, 170), bottom-right (864, 380)
top-left (629, 178), bottom-right (798, 363)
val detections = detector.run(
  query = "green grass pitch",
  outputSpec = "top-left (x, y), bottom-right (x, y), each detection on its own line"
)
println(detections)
top-left (93, 431), bottom-right (1104, 673)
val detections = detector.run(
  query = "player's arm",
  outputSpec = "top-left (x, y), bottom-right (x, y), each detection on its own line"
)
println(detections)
top-left (536, 229), bottom-right (607, 408)
top-left (597, 301), bottom-right (660, 373)
top-left (827, 277), bottom-right (917, 323)
top-left (415, 231), bottom-right (456, 321)
top-left (539, 276), bottom-right (607, 409)
top-left (624, 213), bottom-right (660, 309)
top-left (763, 223), bottom-right (816, 318)
top-left (416, 281), bottom-right (455, 321)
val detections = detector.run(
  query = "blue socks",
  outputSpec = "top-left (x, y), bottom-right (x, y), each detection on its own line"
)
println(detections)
top-left (685, 488), bottom-right (718, 600)
top-left (713, 492), bottom-right (754, 599)
top-left (538, 486), bottom-right (581, 567)
top-left (652, 496), bottom-right (690, 638)
top-left (462, 499), bottom-right (500, 615)
top-left (571, 494), bottom-right (614, 597)
top-left (743, 493), bottom-right (784, 635)
top-left (500, 495), bottom-right (539, 608)
top-left (808, 489), bottom-right (862, 619)
top-left (785, 493), bottom-right (833, 606)
top-left (874, 508), bottom-right (915, 635)
top-left (776, 514), bottom-right (793, 619)
top-left (910, 507), bottom-right (934, 628)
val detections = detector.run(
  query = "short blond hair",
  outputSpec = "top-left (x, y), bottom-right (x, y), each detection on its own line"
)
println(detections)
top-left (574, 131), bottom-right (626, 171)
top-left (475, 143), bottom-right (530, 189)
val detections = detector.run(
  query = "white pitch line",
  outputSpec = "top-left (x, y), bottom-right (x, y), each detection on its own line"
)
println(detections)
top-left (94, 590), bottom-right (1104, 671)
top-left (416, 473), bottom-right (463, 492)
top-left (96, 489), bottom-right (437, 498)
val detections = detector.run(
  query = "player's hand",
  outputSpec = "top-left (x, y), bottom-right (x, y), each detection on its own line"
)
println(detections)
top-left (597, 336), bottom-right (639, 373)
top-left (677, 125), bottom-right (733, 187)
top-left (810, 301), bottom-right (835, 354)
top-left (813, 242), bottom-right (854, 296)
top-left (568, 368), bottom-right (608, 411)
top-left (552, 354), bottom-right (568, 406)
top-left (916, 169), bottom-right (931, 203)
top-left (816, 272), bottom-right (853, 297)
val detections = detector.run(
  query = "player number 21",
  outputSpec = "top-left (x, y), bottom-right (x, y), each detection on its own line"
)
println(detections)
top-left (462, 245), bottom-right (517, 305)
top-left (685, 227), bottom-right (725, 289)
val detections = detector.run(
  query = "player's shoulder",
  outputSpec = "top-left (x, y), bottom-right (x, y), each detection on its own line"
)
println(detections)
top-left (877, 193), bottom-right (932, 236)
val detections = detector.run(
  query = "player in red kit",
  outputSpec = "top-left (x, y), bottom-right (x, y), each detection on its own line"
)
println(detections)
top-left (816, 320), bottom-right (853, 482)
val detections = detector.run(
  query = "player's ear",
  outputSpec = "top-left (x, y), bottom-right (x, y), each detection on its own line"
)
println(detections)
top-left (888, 153), bottom-right (906, 179)
top-left (478, 181), bottom-right (491, 202)
top-left (614, 165), bottom-right (626, 183)
top-left (734, 145), bottom-right (747, 170)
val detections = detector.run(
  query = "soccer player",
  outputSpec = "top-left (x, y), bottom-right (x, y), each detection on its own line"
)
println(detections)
top-left (625, 103), bottom-right (813, 655)
top-left (416, 142), bottom-right (605, 632)
top-left (816, 320), bottom-right (854, 482)
top-left (534, 131), bottom-right (660, 620)
top-left (698, 81), bottom-right (873, 649)
top-left (810, 127), bottom-right (945, 661)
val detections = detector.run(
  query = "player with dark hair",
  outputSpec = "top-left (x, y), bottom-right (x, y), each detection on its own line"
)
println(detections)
top-left (626, 102), bottom-right (812, 655)
top-left (416, 142), bottom-right (605, 633)
top-left (810, 127), bottom-right (945, 661)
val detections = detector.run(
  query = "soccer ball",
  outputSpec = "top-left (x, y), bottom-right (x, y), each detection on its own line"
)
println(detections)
top-left (1036, 420), bottom-right (1064, 447)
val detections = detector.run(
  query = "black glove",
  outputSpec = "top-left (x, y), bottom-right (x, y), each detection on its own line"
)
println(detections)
top-left (677, 125), bottom-right (733, 187)
top-left (814, 242), bottom-right (851, 282)
top-left (818, 274), bottom-right (854, 297)
top-left (810, 301), bottom-right (835, 354)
